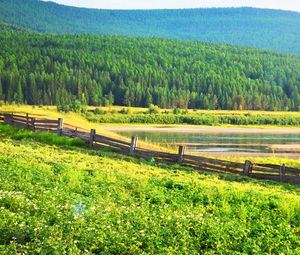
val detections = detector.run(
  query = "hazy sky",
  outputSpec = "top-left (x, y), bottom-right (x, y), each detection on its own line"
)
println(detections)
top-left (47, 0), bottom-right (300, 12)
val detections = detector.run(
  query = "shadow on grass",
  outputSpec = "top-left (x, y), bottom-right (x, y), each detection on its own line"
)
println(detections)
top-left (1, 123), bottom-right (299, 193)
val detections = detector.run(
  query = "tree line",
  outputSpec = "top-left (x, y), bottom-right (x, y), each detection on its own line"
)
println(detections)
top-left (0, 30), bottom-right (300, 111)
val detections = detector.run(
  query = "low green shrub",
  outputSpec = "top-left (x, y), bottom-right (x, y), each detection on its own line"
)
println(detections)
top-left (86, 112), bottom-right (300, 126)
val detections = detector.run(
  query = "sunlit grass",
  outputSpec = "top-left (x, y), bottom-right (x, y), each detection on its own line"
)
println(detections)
top-left (0, 123), bottom-right (300, 253)
top-left (0, 124), bottom-right (86, 148)
top-left (222, 156), bottom-right (300, 169)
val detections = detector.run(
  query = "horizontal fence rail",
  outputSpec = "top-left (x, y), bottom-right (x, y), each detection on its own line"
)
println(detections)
top-left (1, 112), bottom-right (300, 185)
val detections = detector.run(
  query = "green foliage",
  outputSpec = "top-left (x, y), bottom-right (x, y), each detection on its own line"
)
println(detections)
top-left (173, 107), bottom-right (181, 114)
top-left (86, 111), bottom-right (300, 126)
top-left (0, 124), bottom-right (86, 147)
top-left (173, 108), bottom-right (188, 115)
top-left (0, 31), bottom-right (300, 111)
top-left (0, 0), bottom-right (300, 54)
top-left (0, 123), bottom-right (299, 253)
top-left (94, 107), bottom-right (105, 115)
top-left (119, 108), bottom-right (131, 114)
top-left (57, 99), bottom-right (85, 113)
top-left (148, 104), bottom-right (161, 114)
top-left (0, 23), bottom-right (29, 32)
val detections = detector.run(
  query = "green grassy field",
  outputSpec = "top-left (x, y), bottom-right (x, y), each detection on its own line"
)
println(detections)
top-left (0, 124), bottom-right (299, 254)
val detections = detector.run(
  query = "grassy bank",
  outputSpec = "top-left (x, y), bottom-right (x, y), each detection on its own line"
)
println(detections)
top-left (0, 124), bottom-right (299, 254)
top-left (84, 106), bottom-right (300, 126)
top-left (2, 105), bottom-right (300, 127)
top-left (86, 111), bottom-right (300, 126)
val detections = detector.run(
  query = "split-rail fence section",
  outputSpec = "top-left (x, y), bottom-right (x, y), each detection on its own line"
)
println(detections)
top-left (1, 112), bottom-right (299, 184)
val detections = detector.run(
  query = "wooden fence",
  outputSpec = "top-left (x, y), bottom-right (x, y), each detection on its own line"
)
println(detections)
top-left (1, 112), bottom-right (300, 184)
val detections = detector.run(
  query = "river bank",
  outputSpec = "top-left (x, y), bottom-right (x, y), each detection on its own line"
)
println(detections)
top-left (103, 125), bottom-right (300, 134)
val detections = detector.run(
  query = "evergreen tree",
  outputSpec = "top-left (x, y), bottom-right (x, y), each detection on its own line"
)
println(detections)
top-left (16, 80), bottom-right (23, 103)
top-left (0, 78), bottom-right (3, 100)
top-left (28, 73), bottom-right (37, 105)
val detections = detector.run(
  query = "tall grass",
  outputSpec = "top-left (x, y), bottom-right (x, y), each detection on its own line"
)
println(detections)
top-left (0, 124), bottom-right (86, 147)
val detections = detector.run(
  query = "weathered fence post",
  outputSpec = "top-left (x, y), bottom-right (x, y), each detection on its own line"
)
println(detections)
top-left (3, 114), bottom-right (7, 123)
top-left (243, 160), bottom-right (252, 175)
top-left (89, 129), bottom-right (96, 148)
top-left (57, 118), bottom-right (64, 135)
top-left (3, 114), bottom-right (10, 124)
top-left (130, 136), bottom-right (138, 155)
top-left (74, 128), bottom-right (78, 137)
top-left (11, 113), bottom-right (14, 125)
top-left (32, 117), bottom-right (36, 132)
top-left (279, 164), bottom-right (285, 182)
top-left (26, 113), bottom-right (29, 129)
top-left (178, 145), bottom-right (186, 163)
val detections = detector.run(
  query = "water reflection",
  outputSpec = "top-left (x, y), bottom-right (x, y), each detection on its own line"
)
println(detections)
top-left (117, 131), bottom-right (300, 153)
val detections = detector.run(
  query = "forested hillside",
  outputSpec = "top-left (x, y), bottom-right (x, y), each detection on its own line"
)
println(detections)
top-left (0, 30), bottom-right (300, 111)
top-left (0, 0), bottom-right (300, 54)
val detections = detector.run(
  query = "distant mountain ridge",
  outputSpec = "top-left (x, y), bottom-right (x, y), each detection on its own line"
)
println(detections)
top-left (0, 0), bottom-right (299, 54)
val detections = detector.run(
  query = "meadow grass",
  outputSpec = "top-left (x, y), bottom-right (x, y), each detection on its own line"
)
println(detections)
top-left (0, 124), bottom-right (299, 254)
top-left (2, 104), bottom-right (300, 128)
top-left (0, 124), bottom-right (86, 148)
top-left (222, 156), bottom-right (300, 170)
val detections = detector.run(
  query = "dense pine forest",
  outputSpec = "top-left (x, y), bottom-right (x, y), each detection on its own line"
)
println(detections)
top-left (0, 0), bottom-right (300, 54)
top-left (0, 30), bottom-right (300, 111)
